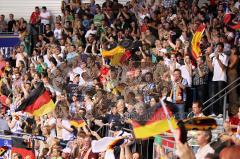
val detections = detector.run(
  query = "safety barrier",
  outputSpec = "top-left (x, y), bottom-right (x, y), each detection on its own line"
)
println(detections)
top-left (95, 124), bottom-right (180, 159)
top-left (95, 122), bottom-right (225, 159)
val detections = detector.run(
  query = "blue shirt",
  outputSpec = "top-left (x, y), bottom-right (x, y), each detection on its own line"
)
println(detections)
top-left (66, 52), bottom-right (78, 62)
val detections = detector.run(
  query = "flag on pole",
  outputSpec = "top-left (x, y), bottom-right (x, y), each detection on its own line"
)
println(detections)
top-left (191, 24), bottom-right (206, 60)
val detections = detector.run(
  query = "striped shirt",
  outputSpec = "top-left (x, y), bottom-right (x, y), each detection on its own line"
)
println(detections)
top-left (192, 64), bottom-right (209, 86)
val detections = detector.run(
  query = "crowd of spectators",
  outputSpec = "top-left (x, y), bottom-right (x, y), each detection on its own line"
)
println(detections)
top-left (0, 0), bottom-right (240, 159)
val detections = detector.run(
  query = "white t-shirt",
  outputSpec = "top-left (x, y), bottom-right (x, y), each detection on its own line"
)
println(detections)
top-left (210, 53), bottom-right (229, 82)
top-left (43, 54), bottom-right (51, 68)
top-left (195, 144), bottom-right (214, 159)
top-left (234, 2), bottom-right (240, 9)
top-left (45, 117), bottom-right (56, 137)
top-left (164, 57), bottom-right (171, 66)
top-left (54, 28), bottom-right (62, 40)
top-left (85, 29), bottom-right (97, 39)
top-left (40, 11), bottom-right (51, 25)
top-left (180, 65), bottom-right (195, 87)
top-left (68, 67), bottom-right (85, 81)
top-left (61, 119), bottom-right (74, 141)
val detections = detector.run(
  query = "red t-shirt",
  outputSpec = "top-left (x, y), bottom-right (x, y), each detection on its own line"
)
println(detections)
top-left (30, 12), bottom-right (40, 24)
top-left (140, 24), bottom-right (148, 33)
top-left (229, 116), bottom-right (240, 132)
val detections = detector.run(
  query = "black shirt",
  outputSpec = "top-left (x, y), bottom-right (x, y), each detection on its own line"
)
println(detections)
top-left (8, 20), bottom-right (16, 32)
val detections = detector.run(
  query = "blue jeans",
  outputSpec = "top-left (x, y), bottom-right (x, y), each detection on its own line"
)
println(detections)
top-left (174, 103), bottom-right (185, 120)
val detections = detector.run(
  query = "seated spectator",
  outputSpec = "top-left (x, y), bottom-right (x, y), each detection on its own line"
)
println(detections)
top-left (195, 130), bottom-right (215, 159)
top-left (191, 100), bottom-right (205, 118)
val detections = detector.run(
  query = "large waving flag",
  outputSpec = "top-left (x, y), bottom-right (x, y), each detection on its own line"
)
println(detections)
top-left (101, 46), bottom-right (126, 66)
top-left (191, 24), bottom-right (206, 60)
top-left (101, 46), bottom-right (125, 57)
top-left (130, 103), bottom-right (178, 139)
top-left (15, 83), bottom-right (55, 116)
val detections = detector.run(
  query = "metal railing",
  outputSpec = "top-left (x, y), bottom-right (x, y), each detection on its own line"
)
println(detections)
top-left (188, 77), bottom-right (240, 119)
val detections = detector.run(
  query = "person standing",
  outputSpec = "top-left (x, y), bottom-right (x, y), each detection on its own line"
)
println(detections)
top-left (206, 43), bottom-right (229, 115)
top-left (8, 14), bottom-right (16, 32)
top-left (141, 72), bottom-right (156, 104)
top-left (192, 56), bottom-right (209, 104)
top-left (40, 6), bottom-right (51, 34)
top-left (227, 46), bottom-right (239, 114)
top-left (167, 69), bottom-right (188, 119)
top-left (29, 7), bottom-right (41, 32)
top-left (0, 108), bottom-right (9, 134)
top-left (0, 14), bottom-right (7, 32)
top-left (53, 22), bottom-right (63, 40)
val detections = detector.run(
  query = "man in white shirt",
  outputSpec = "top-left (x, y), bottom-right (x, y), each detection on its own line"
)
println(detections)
top-left (40, 6), bottom-right (51, 34)
top-left (195, 130), bottom-right (214, 159)
top-left (206, 42), bottom-right (229, 115)
top-left (40, 6), bottom-right (51, 25)
top-left (180, 55), bottom-right (194, 87)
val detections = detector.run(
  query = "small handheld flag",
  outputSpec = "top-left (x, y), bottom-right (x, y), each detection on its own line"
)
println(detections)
top-left (70, 119), bottom-right (86, 128)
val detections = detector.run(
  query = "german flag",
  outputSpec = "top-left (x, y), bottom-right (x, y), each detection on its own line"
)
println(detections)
top-left (131, 103), bottom-right (178, 139)
top-left (191, 24), bottom-right (206, 60)
top-left (15, 83), bottom-right (55, 117)
top-left (70, 119), bottom-right (86, 128)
